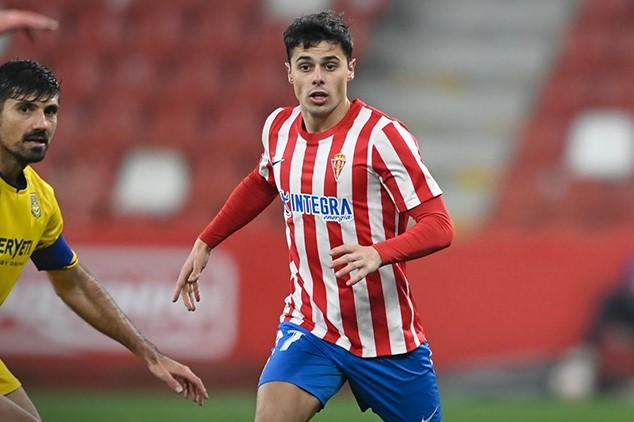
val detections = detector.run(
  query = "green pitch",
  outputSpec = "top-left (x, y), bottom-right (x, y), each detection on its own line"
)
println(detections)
top-left (31, 390), bottom-right (633, 421)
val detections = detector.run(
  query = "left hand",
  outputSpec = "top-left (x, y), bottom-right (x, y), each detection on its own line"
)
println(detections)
top-left (146, 353), bottom-right (208, 406)
top-left (329, 244), bottom-right (382, 286)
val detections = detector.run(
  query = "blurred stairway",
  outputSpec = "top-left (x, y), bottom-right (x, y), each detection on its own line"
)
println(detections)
top-left (353, 0), bottom-right (579, 231)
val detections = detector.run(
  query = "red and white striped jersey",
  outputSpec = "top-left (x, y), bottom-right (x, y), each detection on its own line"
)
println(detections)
top-left (257, 99), bottom-right (442, 358)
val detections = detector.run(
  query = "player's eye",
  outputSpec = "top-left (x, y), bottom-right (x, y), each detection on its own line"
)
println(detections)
top-left (325, 63), bottom-right (338, 71)
top-left (298, 63), bottom-right (312, 72)
top-left (18, 104), bottom-right (34, 113)
top-left (44, 107), bottom-right (58, 116)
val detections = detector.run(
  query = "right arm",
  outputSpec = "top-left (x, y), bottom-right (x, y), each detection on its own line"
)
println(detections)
top-left (172, 168), bottom-right (278, 310)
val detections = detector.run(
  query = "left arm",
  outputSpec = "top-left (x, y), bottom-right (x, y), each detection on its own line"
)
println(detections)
top-left (47, 264), bottom-right (208, 405)
top-left (330, 195), bottom-right (454, 286)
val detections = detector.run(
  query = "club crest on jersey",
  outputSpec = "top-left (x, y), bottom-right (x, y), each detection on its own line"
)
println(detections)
top-left (331, 152), bottom-right (346, 182)
top-left (30, 193), bottom-right (41, 219)
top-left (280, 191), bottom-right (353, 223)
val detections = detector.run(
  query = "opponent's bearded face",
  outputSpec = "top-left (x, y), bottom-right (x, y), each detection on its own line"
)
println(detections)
top-left (0, 95), bottom-right (58, 166)
top-left (286, 41), bottom-right (356, 131)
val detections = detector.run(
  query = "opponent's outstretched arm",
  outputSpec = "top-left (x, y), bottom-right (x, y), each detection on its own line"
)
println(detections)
top-left (47, 265), bottom-right (208, 405)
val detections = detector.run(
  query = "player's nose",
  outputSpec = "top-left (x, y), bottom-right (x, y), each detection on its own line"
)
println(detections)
top-left (311, 67), bottom-right (325, 85)
top-left (30, 110), bottom-right (49, 131)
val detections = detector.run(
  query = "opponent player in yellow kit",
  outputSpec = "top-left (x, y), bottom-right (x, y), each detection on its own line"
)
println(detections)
top-left (0, 60), bottom-right (208, 421)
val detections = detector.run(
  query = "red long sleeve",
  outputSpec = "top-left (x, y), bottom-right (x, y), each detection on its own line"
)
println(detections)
top-left (198, 168), bottom-right (278, 248)
top-left (373, 195), bottom-right (454, 265)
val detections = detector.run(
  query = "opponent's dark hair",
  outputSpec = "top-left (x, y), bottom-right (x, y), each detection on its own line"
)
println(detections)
top-left (0, 59), bottom-right (60, 106)
top-left (283, 10), bottom-right (353, 62)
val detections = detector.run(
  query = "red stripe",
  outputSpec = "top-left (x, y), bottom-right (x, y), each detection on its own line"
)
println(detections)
top-left (382, 123), bottom-right (434, 204)
top-left (352, 112), bottom-right (391, 356)
top-left (395, 261), bottom-right (426, 347)
top-left (379, 123), bottom-right (429, 350)
top-left (321, 108), bottom-right (363, 348)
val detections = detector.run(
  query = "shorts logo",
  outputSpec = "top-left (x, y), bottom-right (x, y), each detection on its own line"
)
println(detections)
top-left (280, 191), bottom-right (353, 223)
top-left (30, 193), bottom-right (41, 219)
top-left (331, 152), bottom-right (346, 182)
top-left (421, 406), bottom-right (439, 422)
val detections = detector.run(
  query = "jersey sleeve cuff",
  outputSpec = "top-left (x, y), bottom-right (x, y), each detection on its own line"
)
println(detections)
top-left (30, 235), bottom-right (78, 271)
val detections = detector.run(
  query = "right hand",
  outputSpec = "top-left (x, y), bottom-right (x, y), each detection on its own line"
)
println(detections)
top-left (172, 238), bottom-right (211, 311)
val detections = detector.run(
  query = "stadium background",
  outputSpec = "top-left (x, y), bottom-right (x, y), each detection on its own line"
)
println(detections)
top-left (1, 0), bottom-right (633, 420)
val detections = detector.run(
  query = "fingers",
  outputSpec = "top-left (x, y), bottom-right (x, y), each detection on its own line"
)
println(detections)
top-left (193, 281), bottom-right (201, 303)
top-left (173, 368), bottom-right (208, 406)
top-left (161, 370), bottom-right (186, 395)
top-left (18, 11), bottom-right (59, 30)
top-left (329, 244), bottom-right (353, 258)
top-left (1, 10), bottom-right (59, 33)
top-left (172, 263), bottom-right (191, 303)
top-left (152, 357), bottom-right (208, 406)
top-left (180, 281), bottom-right (198, 311)
top-left (329, 244), bottom-right (381, 286)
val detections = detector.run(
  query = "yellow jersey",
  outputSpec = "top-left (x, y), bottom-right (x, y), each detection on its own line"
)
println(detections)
top-left (0, 166), bottom-right (77, 305)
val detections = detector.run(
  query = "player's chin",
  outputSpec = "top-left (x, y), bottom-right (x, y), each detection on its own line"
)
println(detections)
top-left (24, 151), bottom-right (47, 163)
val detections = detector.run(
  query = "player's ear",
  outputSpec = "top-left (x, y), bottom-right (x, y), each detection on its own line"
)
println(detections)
top-left (347, 58), bottom-right (356, 81)
top-left (285, 62), bottom-right (293, 84)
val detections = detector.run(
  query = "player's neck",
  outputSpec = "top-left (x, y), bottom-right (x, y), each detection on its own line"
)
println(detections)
top-left (302, 98), bottom-right (351, 134)
top-left (0, 153), bottom-right (26, 187)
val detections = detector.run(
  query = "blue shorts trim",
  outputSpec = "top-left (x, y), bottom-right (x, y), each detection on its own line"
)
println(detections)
top-left (259, 322), bottom-right (442, 422)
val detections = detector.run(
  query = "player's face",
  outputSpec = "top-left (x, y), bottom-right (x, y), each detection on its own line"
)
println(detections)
top-left (286, 41), bottom-right (356, 131)
top-left (0, 95), bottom-right (59, 166)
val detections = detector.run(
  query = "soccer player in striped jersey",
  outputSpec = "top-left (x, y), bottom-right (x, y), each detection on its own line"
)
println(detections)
top-left (173, 11), bottom-right (453, 422)
top-left (0, 60), bottom-right (207, 422)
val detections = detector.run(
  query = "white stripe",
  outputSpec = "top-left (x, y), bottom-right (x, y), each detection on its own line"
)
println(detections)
top-left (310, 136), bottom-right (340, 340)
top-left (393, 121), bottom-right (442, 197)
top-left (271, 108), bottom-right (303, 324)
top-left (340, 107), bottom-right (377, 357)
top-left (288, 139), bottom-right (309, 326)
top-left (367, 163), bottom-right (407, 354)
top-left (259, 107), bottom-right (286, 180)
top-left (371, 117), bottom-right (438, 210)
top-left (272, 107), bottom-right (301, 186)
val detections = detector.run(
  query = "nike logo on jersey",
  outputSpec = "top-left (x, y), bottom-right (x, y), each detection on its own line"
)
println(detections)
top-left (271, 158), bottom-right (285, 166)
top-left (421, 406), bottom-right (439, 422)
top-left (280, 191), bottom-right (353, 223)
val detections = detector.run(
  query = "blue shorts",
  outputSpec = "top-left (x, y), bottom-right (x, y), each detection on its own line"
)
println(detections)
top-left (259, 322), bottom-right (441, 422)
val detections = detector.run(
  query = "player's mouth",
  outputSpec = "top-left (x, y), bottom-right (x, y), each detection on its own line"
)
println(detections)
top-left (23, 135), bottom-right (49, 148)
top-left (308, 90), bottom-right (328, 105)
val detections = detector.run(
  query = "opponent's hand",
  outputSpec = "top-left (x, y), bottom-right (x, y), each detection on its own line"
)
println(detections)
top-left (0, 9), bottom-right (58, 37)
top-left (329, 244), bottom-right (382, 286)
top-left (172, 238), bottom-right (211, 311)
top-left (146, 353), bottom-right (208, 406)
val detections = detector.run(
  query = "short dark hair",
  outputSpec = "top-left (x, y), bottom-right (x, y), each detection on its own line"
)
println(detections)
top-left (0, 59), bottom-right (60, 106)
top-left (283, 11), bottom-right (353, 62)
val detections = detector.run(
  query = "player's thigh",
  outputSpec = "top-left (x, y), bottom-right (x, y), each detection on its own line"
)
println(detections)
top-left (347, 342), bottom-right (441, 422)
top-left (255, 381), bottom-right (321, 422)
top-left (257, 323), bottom-right (346, 421)
top-left (1, 388), bottom-right (41, 422)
